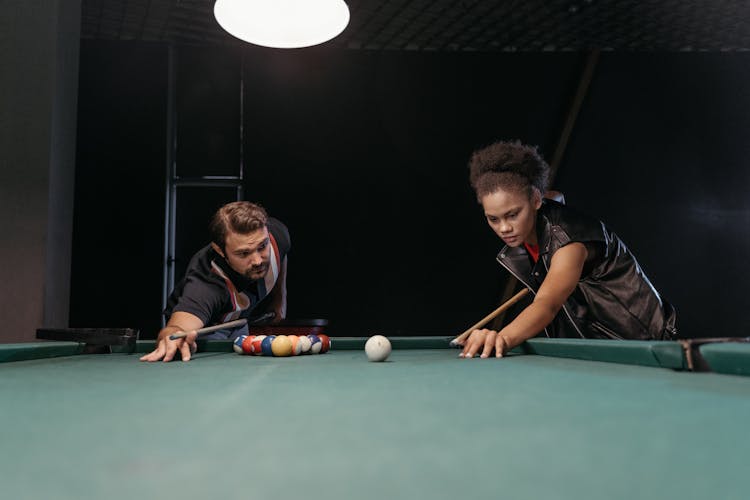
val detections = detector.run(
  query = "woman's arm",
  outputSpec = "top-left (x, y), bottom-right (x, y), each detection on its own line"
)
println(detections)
top-left (461, 242), bottom-right (588, 358)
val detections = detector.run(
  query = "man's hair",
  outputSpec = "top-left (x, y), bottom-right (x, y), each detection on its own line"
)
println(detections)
top-left (209, 201), bottom-right (268, 249)
top-left (468, 140), bottom-right (550, 200)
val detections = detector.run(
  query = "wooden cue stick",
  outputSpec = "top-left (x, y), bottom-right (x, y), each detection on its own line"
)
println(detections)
top-left (451, 289), bottom-right (530, 345)
top-left (169, 318), bottom-right (248, 340)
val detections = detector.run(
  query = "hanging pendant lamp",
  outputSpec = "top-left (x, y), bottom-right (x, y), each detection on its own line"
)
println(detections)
top-left (214, 0), bottom-right (350, 49)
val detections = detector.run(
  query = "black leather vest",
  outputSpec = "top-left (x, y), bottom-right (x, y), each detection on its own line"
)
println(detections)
top-left (496, 200), bottom-right (677, 340)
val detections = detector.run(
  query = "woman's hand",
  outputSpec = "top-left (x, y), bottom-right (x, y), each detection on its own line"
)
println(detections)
top-left (459, 328), bottom-right (511, 359)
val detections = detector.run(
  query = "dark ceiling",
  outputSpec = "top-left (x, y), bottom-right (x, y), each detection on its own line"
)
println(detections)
top-left (81, 0), bottom-right (750, 51)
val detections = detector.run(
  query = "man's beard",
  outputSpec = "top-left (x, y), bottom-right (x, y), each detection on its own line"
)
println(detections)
top-left (244, 263), bottom-right (268, 280)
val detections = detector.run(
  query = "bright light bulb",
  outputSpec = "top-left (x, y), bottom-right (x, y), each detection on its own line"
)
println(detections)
top-left (214, 0), bottom-right (350, 49)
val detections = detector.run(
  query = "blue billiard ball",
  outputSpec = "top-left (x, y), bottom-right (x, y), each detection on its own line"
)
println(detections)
top-left (261, 335), bottom-right (276, 356)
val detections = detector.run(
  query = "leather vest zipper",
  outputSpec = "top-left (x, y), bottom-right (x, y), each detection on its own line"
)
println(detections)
top-left (495, 252), bottom-right (551, 338)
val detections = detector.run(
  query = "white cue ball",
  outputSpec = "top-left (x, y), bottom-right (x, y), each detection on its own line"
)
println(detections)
top-left (365, 335), bottom-right (391, 362)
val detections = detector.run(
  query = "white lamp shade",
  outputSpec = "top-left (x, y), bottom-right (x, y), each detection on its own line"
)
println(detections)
top-left (214, 0), bottom-right (350, 49)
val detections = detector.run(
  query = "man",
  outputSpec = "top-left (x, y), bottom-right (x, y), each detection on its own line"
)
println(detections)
top-left (141, 201), bottom-right (290, 362)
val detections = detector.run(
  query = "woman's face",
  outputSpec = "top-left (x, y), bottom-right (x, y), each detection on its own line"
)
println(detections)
top-left (480, 187), bottom-right (542, 247)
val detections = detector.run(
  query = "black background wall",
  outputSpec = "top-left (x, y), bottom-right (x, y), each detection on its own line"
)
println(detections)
top-left (241, 48), bottom-right (582, 337)
top-left (72, 41), bottom-right (750, 339)
top-left (71, 41), bottom-right (167, 334)
top-left (558, 53), bottom-right (750, 338)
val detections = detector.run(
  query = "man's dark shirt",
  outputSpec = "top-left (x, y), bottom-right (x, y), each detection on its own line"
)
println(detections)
top-left (164, 218), bottom-right (290, 326)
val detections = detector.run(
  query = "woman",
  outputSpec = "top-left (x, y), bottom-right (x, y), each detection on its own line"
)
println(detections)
top-left (460, 140), bottom-right (677, 359)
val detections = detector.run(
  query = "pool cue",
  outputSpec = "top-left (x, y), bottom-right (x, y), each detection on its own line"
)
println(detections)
top-left (450, 288), bottom-right (530, 347)
top-left (169, 319), bottom-right (248, 340)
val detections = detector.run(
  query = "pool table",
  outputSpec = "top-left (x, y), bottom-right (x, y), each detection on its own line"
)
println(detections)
top-left (1, 336), bottom-right (749, 500)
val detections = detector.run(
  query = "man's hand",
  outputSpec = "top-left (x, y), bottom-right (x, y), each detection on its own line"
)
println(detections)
top-left (270, 306), bottom-right (285, 324)
top-left (459, 328), bottom-right (511, 359)
top-left (140, 331), bottom-right (198, 362)
top-left (140, 312), bottom-right (204, 363)
top-left (268, 256), bottom-right (288, 324)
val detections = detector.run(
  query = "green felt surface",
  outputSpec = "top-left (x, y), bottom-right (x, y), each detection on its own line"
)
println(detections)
top-left (700, 342), bottom-right (750, 376)
top-left (2, 347), bottom-right (750, 500)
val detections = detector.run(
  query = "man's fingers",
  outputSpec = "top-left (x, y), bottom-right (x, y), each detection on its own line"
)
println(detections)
top-left (139, 337), bottom-right (198, 363)
top-left (162, 339), bottom-right (180, 362)
top-left (179, 340), bottom-right (192, 362)
top-left (139, 350), bottom-right (155, 362)
top-left (184, 331), bottom-right (198, 344)
top-left (139, 343), bottom-right (166, 362)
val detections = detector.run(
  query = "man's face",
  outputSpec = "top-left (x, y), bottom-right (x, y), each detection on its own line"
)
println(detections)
top-left (480, 188), bottom-right (542, 247)
top-left (213, 227), bottom-right (272, 280)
